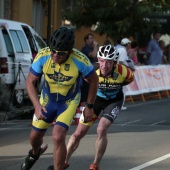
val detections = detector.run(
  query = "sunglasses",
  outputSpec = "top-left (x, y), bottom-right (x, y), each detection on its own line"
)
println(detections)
top-left (52, 49), bottom-right (68, 56)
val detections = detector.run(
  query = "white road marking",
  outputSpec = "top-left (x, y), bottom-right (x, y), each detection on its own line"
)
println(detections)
top-left (121, 119), bottom-right (141, 126)
top-left (129, 153), bottom-right (170, 170)
top-left (150, 120), bottom-right (165, 126)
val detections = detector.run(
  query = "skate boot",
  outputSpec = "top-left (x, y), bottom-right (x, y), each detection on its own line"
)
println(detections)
top-left (21, 144), bottom-right (48, 170)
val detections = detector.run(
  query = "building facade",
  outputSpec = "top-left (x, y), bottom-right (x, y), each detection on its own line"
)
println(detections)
top-left (0, 0), bottom-right (108, 49)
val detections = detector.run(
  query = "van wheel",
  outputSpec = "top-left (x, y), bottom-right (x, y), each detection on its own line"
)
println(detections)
top-left (13, 89), bottom-right (24, 107)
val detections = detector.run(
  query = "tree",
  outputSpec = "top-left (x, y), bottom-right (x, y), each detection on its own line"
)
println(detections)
top-left (63, 0), bottom-right (170, 41)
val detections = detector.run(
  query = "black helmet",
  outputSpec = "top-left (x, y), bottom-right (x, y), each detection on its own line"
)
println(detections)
top-left (50, 26), bottom-right (75, 51)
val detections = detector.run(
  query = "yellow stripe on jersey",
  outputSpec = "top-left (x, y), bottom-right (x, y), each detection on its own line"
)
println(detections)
top-left (34, 47), bottom-right (51, 62)
top-left (71, 48), bottom-right (92, 66)
top-left (96, 64), bottom-right (134, 85)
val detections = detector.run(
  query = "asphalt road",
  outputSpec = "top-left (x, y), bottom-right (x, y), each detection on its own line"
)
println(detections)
top-left (0, 98), bottom-right (170, 170)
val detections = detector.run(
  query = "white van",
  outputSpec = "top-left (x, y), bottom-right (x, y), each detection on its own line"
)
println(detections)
top-left (0, 19), bottom-right (47, 106)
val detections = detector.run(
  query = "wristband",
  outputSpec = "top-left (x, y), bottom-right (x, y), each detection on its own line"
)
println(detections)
top-left (85, 102), bottom-right (94, 109)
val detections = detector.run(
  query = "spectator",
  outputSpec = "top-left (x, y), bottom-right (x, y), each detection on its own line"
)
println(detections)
top-left (116, 37), bottom-right (130, 62)
top-left (159, 40), bottom-right (169, 64)
top-left (80, 33), bottom-right (99, 102)
top-left (81, 33), bottom-right (99, 69)
top-left (146, 31), bottom-right (163, 65)
top-left (128, 41), bottom-right (140, 65)
top-left (115, 37), bottom-right (134, 110)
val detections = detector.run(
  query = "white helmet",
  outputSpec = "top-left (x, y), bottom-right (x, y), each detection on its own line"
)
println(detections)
top-left (97, 45), bottom-right (119, 61)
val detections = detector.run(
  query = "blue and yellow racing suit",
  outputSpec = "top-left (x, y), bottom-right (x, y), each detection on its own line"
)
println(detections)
top-left (30, 47), bottom-right (95, 131)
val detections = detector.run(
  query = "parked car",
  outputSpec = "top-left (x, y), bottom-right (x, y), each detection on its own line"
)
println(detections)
top-left (0, 19), bottom-right (47, 106)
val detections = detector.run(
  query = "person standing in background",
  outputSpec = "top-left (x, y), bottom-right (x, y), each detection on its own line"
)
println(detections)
top-left (81, 33), bottom-right (99, 69)
top-left (159, 40), bottom-right (169, 64)
top-left (117, 38), bottom-right (131, 63)
top-left (128, 41), bottom-right (140, 65)
top-left (115, 37), bottom-right (133, 110)
top-left (80, 33), bottom-right (99, 102)
top-left (146, 30), bottom-right (163, 65)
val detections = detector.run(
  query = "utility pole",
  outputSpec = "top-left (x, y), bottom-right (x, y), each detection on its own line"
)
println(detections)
top-left (47, 0), bottom-right (51, 46)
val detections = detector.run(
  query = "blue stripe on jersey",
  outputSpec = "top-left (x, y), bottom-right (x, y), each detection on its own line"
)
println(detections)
top-left (31, 55), bottom-right (51, 75)
top-left (97, 89), bottom-right (119, 100)
top-left (56, 121), bottom-right (69, 131)
top-left (71, 57), bottom-right (94, 78)
top-left (84, 68), bottom-right (95, 78)
top-left (30, 67), bottom-right (42, 77)
top-left (32, 126), bottom-right (47, 132)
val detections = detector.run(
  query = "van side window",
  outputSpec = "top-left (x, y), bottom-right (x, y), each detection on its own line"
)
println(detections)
top-left (9, 30), bottom-right (30, 53)
top-left (2, 29), bottom-right (14, 56)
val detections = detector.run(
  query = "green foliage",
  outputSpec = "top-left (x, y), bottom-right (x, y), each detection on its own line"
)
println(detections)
top-left (63, 0), bottom-right (170, 40)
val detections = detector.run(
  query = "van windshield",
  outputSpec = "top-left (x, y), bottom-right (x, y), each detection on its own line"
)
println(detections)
top-left (10, 30), bottom-right (30, 53)
top-left (34, 35), bottom-right (47, 50)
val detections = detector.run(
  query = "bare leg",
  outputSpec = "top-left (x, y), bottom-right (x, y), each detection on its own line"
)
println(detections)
top-left (65, 123), bottom-right (90, 163)
top-left (30, 128), bottom-right (46, 155)
top-left (92, 117), bottom-right (112, 166)
top-left (52, 124), bottom-right (67, 170)
top-left (21, 128), bottom-right (47, 170)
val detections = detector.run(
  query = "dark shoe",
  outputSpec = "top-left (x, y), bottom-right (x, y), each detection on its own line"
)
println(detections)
top-left (21, 144), bottom-right (48, 170)
top-left (21, 149), bottom-right (40, 170)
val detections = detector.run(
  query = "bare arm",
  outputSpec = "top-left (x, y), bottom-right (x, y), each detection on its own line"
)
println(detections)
top-left (86, 71), bottom-right (99, 104)
top-left (26, 72), bottom-right (47, 120)
top-left (162, 55), bottom-right (169, 64)
top-left (82, 71), bottom-right (99, 123)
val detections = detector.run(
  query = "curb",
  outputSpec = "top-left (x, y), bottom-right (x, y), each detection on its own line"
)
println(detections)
top-left (0, 105), bottom-right (34, 122)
